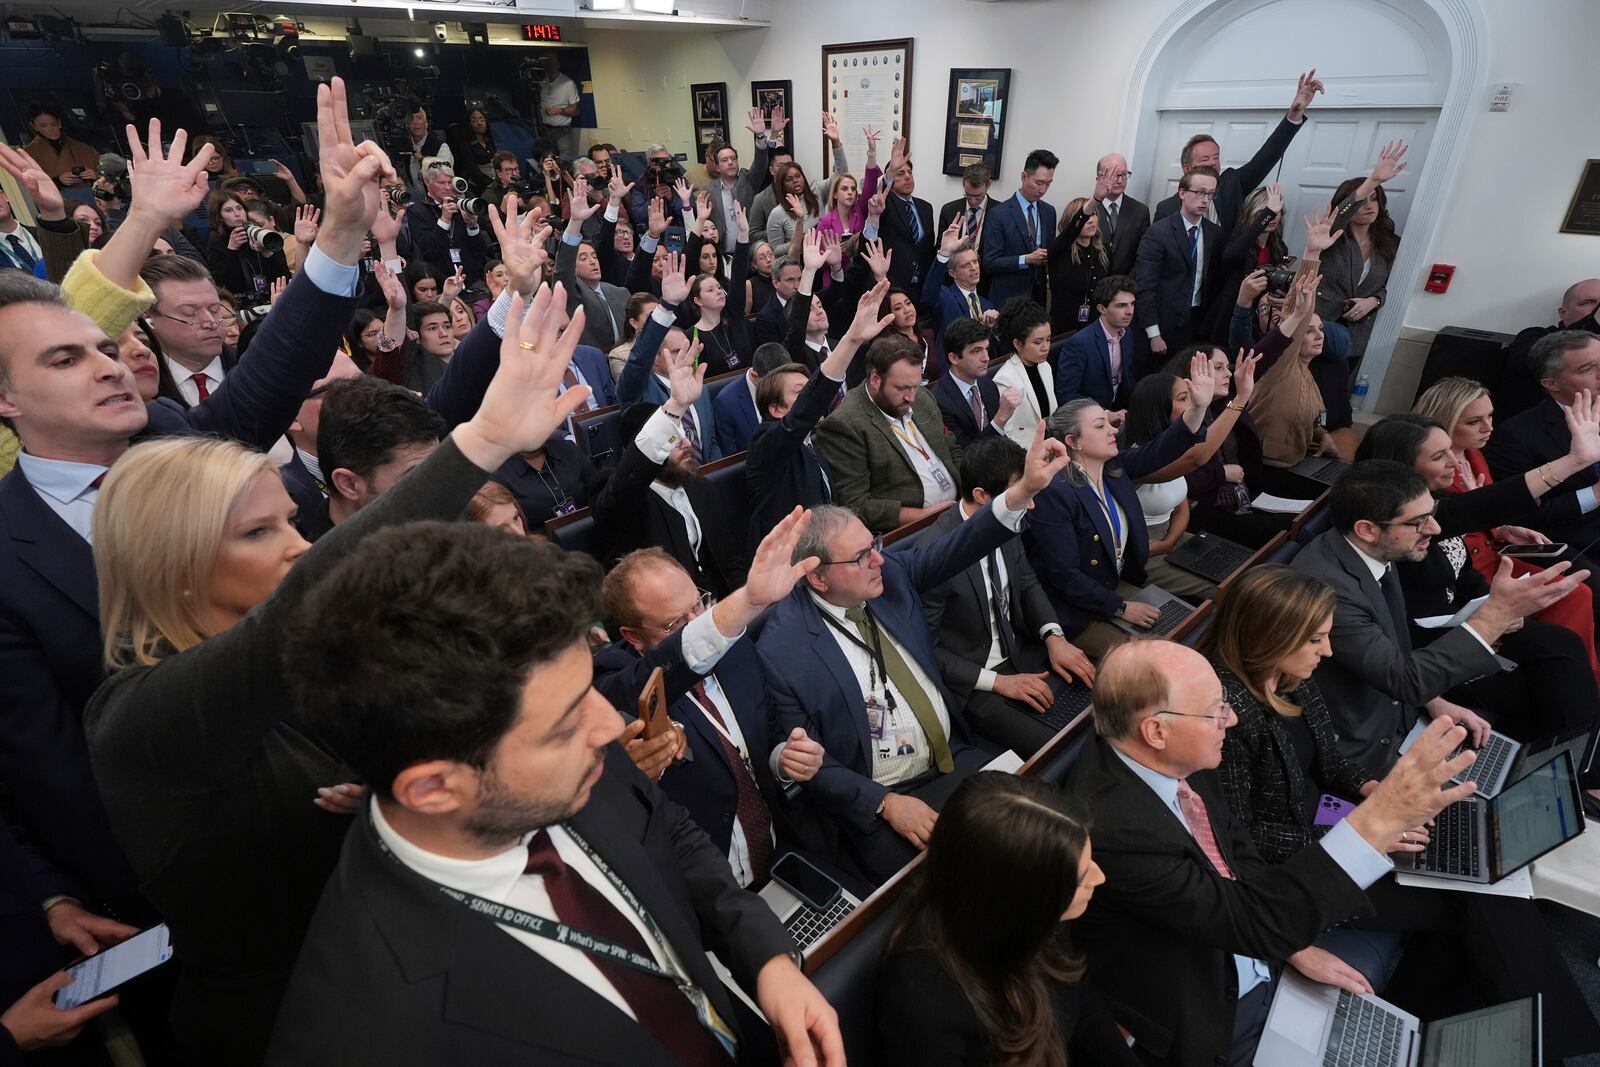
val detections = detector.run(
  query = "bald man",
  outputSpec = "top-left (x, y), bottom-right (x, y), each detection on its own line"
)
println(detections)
top-left (1089, 153), bottom-right (1150, 276)
top-left (1499, 277), bottom-right (1600, 418)
top-left (1064, 638), bottom-right (1476, 1066)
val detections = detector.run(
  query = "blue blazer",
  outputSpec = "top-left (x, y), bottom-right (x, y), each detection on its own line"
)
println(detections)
top-left (930, 371), bottom-right (1001, 449)
top-left (712, 372), bottom-right (761, 457)
top-left (1022, 419), bottom-right (1205, 634)
top-left (592, 635), bottom-right (779, 860)
top-left (1055, 323), bottom-right (1131, 411)
top-left (918, 255), bottom-right (994, 360)
top-left (1133, 212), bottom-right (1223, 340)
top-left (982, 194), bottom-right (1057, 307)
top-left (280, 451), bottom-right (332, 543)
top-left (571, 344), bottom-right (618, 409)
top-left (755, 506), bottom-right (1012, 832)
top-left (616, 311), bottom-right (723, 460)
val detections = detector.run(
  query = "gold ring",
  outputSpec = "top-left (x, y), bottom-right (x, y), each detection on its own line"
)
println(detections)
top-left (517, 340), bottom-right (537, 350)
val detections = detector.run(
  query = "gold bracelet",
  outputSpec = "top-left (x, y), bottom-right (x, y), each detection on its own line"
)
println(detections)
top-left (1225, 400), bottom-right (1246, 412)
top-left (1539, 464), bottom-right (1561, 489)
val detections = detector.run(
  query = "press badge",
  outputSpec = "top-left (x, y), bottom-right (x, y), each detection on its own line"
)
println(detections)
top-left (932, 467), bottom-right (953, 493)
top-left (865, 697), bottom-right (888, 739)
top-left (1077, 301), bottom-right (1091, 324)
top-left (553, 498), bottom-right (578, 517)
top-left (450, 247), bottom-right (462, 265)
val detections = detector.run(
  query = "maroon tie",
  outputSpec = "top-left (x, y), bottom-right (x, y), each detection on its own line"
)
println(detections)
top-left (523, 831), bottom-right (730, 1063)
top-left (191, 372), bottom-right (211, 401)
top-left (969, 385), bottom-right (985, 430)
top-left (689, 681), bottom-right (774, 883)
top-left (1176, 780), bottom-right (1234, 879)
top-left (88, 473), bottom-right (105, 491)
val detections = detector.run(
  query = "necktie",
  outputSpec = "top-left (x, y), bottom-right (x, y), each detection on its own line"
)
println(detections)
top-left (524, 832), bottom-right (729, 1064)
top-left (1187, 223), bottom-right (1199, 264)
top-left (680, 407), bottom-right (702, 462)
top-left (984, 553), bottom-right (1016, 663)
top-left (562, 365), bottom-right (593, 410)
top-left (903, 197), bottom-right (923, 243)
top-left (965, 204), bottom-right (978, 236)
top-left (1378, 566), bottom-right (1413, 654)
top-left (1176, 780), bottom-right (1234, 879)
top-left (688, 682), bottom-right (773, 883)
top-left (191, 372), bottom-right (211, 401)
top-left (1027, 202), bottom-right (1039, 246)
top-left (968, 383), bottom-right (985, 430)
top-left (88, 473), bottom-right (106, 491)
top-left (967, 291), bottom-right (983, 320)
top-left (1106, 199), bottom-right (1119, 239)
top-left (5, 234), bottom-right (36, 271)
top-left (844, 605), bottom-right (953, 773)
top-left (803, 439), bottom-right (833, 500)
top-left (599, 293), bottom-right (621, 347)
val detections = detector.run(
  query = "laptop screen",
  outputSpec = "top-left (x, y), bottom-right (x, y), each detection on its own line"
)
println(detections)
top-left (1421, 997), bottom-right (1538, 1067)
top-left (1492, 750), bottom-right (1582, 876)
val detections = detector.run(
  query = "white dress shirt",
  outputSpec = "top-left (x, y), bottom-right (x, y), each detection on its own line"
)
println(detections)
top-left (370, 801), bottom-right (684, 1024)
top-left (637, 406), bottom-right (704, 558)
top-left (0, 223), bottom-right (42, 271)
top-left (1343, 538), bottom-right (1494, 654)
top-left (881, 410), bottom-right (956, 507)
top-left (15, 452), bottom-right (106, 542)
top-left (167, 354), bottom-right (226, 409)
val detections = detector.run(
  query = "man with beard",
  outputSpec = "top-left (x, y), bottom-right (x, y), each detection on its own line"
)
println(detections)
top-left (267, 521), bottom-right (842, 1066)
top-left (595, 335), bottom-right (743, 596)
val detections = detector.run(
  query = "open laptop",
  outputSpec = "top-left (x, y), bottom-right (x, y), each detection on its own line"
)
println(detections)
top-left (1256, 969), bottom-right (1540, 1067)
top-left (1398, 717), bottom-right (1595, 799)
top-left (1289, 456), bottom-right (1352, 486)
top-left (1110, 585), bottom-right (1197, 638)
top-left (1399, 749), bottom-right (1584, 884)
top-left (756, 854), bottom-right (862, 954)
top-left (1165, 531), bottom-right (1256, 586)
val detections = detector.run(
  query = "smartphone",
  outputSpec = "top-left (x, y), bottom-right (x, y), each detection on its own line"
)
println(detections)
top-left (638, 666), bottom-right (672, 741)
top-left (664, 226), bottom-right (685, 255)
top-left (1500, 543), bottom-right (1568, 560)
top-left (770, 852), bottom-right (843, 912)
top-left (54, 923), bottom-right (174, 1010)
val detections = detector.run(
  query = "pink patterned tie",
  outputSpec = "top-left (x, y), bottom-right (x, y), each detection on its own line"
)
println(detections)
top-left (1176, 779), bottom-right (1233, 879)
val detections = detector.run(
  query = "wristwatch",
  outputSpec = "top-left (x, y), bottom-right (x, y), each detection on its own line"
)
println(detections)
top-left (874, 796), bottom-right (887, 818)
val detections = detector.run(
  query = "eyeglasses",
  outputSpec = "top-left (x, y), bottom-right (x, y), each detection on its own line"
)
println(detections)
top-left (1151, 700), bottom-right (1233, 729)
top-left (644, 590), bottom-right (716, 635)
top-left (1379, 508), bottom-right (1439, 532)
top-left (821, 534), bottom-right (884, 569)
top-left (149, 305), bottom-right (226, 329)
top-left (1181, 188), bottom-right (1217, 200)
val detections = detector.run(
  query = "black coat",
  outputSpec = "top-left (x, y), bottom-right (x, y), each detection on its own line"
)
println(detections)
top-left (1134, 213), bottom-right (1223, 344)
top-left (1097, 195), bottom-right (1152, 278)
top-left (1152, 117), bottom-right (1305, 241)
top-left (745, 365), bottom-right (839, 555)
top-left (878, 192), bottom-right (937, 292)
top-left (492, 438), bottom-right (608, 530)
top-left (1482, 396), bottom-right (1599, 549)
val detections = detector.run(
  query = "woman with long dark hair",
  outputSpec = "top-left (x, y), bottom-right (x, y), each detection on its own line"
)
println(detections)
top-left (1203, 182), bottom-right (1290, 343)
top-left (990, 298), bottom-right (1056, 447)
top-left (1116, 373), bottom-right (1218, 602)
top-left (765, 161), bottom-right (823, 252)
top-left (683, 198), bottom-right (752, 375)
top-left (451, 107), bottom-right (498, 190)
top-left (878, 772), bottom-right (1136, 1067)
top-left (204, 188), bottom-right (287, 301)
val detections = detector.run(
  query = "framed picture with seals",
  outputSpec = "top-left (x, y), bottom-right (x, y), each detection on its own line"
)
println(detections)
top-left (942, 67), bottom-right (1011, 177)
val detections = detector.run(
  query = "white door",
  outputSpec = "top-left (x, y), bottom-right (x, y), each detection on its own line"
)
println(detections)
top-left (1147, 108), bottom-right (1437, 256)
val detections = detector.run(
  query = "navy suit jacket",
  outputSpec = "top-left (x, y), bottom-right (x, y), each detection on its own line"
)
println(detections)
top-left (754, 294), bottom-right (790, 348)
top-left (712, 372), bottom-right (761, 457)
top-left (1056, 322), bottom-right (1132, 410)
top-left (1022, 419), bottom-right (1205, 634)
top-left (571, 343), bottom-right (618, 409)
top-left (918, 255), bottom-right (995, 361)
top-left (0, 268), bottom-right (358, 918)
top-left (745, 367), bottom-right (838, 553)
top-left (755, 506), bottom-right (1012, 832)
top-left (1134, 213), bottom-right (1223, 340)
top-left (931, 372), bottom-right (1000, 449)
top-left (593, 636), bottom-right (780, 859)
top-left (616, 312), bottom-right (723, 460)
top-left (280, 450), bottom-right (333, 543)
top-left (982, 194), bottom-right (1056, 307)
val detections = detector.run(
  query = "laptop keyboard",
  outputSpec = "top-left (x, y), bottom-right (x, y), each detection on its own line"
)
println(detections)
top-left (1417, 799), bottom-right (1479, 877)
top-left (1302, 458), bottom-right (1349, 483)
top-left (1042, 683), bottom-right (1094, 732)
top-left (783, 895), bottom-right (856, 950)
top-left (1458, 733), bottom-right (1514, 791)
top-left (1324, 990), bottom-right (1406, 1067)
top-left (1183, 540), bottom-right (1254, 584)
top-left (1148, 600), bottom-right (1193, 635)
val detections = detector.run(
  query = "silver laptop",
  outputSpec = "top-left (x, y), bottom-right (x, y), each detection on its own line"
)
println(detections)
top-left (1399, 717), bottom-right (1595, 799)
top-left (1399, 749), bottom-right (1585, 884)
top-left (1110, 584), bottom-right (1197, 637)
top-left (756, 855), bottom-right (861, 954)
top-left (1289, 455), bottom-right (1352, 486)
top-left (1257, 970), bottom-right (1540, 1067)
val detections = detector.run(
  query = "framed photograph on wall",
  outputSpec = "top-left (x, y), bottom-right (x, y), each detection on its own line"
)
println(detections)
top-left (690, 81), bottom-right (728, 132)
top-left (751, 79), bottom-right (792, 146)
top-left (821, 38), bottom-right (913, 177)
top-left (1561, 159), bottom-right (1600, 235)
top-left (697, 124), bottom-right (727, 147)
top-left (942, 67), bottom-right (1011, 177)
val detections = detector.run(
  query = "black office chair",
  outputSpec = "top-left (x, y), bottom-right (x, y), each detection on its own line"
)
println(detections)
top-left (809, 906), bottom-right (898, 1067)
top-left (546, 509), bottom-right (600, 561)
top-left (1295, 506), bottom-right (1333, 545)
top-left (1265, 539), bottom-right (1302, 566)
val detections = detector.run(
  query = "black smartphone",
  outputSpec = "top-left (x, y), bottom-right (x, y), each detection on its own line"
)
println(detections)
top-left (770, 852), bottom-right (842, 912)
top-left (664, 226), bottom-right (685, 255)
top-left (1500, 543), bottom-right (1569, 560)
top-left (54, 923), bottom-right (174, 1009)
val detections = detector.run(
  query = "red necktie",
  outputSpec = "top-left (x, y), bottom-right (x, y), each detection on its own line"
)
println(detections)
top-left (89, 473), bottom-right (105, 491)
top-left (191, 372), bottom-right (211, 401)
top-left (689, 681), bottom-right (773, 883)
top-left (969, 384), bottom-right (985, 430)
top-left (1176, 780), bottom-right (1233, 879)
top-left (523, 831), bottom-right (729, 1063)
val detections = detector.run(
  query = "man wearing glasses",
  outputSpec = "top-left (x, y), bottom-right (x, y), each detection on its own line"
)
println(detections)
top-left (1293, 459), bottom-right (1584, 774)
top-left (1065, 636), bottom-right (1477, 1065)
top-left (757, 425), bottom-right (1070, 884)
top-left (140, 252), bottom-right (238, 408)
top-left (1134, 166), bottom-right (1221, 360)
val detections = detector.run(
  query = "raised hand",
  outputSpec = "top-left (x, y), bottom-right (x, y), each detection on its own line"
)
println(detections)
top-left (785, 192), bottom-right (805, 220)
top-left (269, 275), bottom-right (287, 306)
top-left (769, 103), bottom-right (788, 138)
top-left (314, 78), bottom-right (398, 263)
top-left (122, 118), bottom-right (214, 225)
top-left (744, 506), bottom-right (822, 609)
top-left (293, 203), bottom-right (321, 246)
top-left (887, 136), bottom-right (909, 176)
top-left (695, 189), bottom-right (713, 221)
top-left (938, 214), bottom-right (965, 257)
top-left (1091, 165), bottom-right (1112, 204)
top-left (862, 238), bottom-right (893, 282)
top-left (607, 167), bottom-right (635, 204)
top-left (1264, 181), bottom-right (1285, 215)
top-left (1232, 348), bottom-right (1264, 405)
top-left (802, 228), bottom-right (827, 272)
top-left (646, 195), bottom-right (668, 239)
top-left (1371, 140), bottom-right (1408, 185)
top-left (863, 125), bottom-right (881, 157)
top-left (1288, 67), bottom-right (1325, 122)
top-left (442, 266), bottom-right (466, 301)
top-left (664, 337), bottom-right (706, 415)
top-left (1186, 349), bottom-right (1218, 410)
top-left (1280, 272), bottom-right (1319, 335)
top-left (673, 177), bottom-right (692, 206)
top-left (1563, 389), bottom-right (1600, 467)
top-left (488, 199), bottom-right (553, 298)
top-left (845, 278), bottom-right (897, 344)
top-left (659, 250), bottom-right (691, 306)
top-left (369, 199), bottom-right (402, 246)
top-left (731, 198), bottom-right (750, 243)
top-left (0, 142), bottom-right (66, 221)
top-left (373, 260), bottom-right (408, 310)
top-left (866, 185), bottom-right (888, 220)
top-left (744, 107), bottom-right (768, 137)
top-left (821, 230), bottom-right (843, 269)
top-left (566, 178), bottom-right (601, 223)
top-left (821, 112), bottom-right (841, 144)
top-left (1302, 204), bottom-right (1342, 255)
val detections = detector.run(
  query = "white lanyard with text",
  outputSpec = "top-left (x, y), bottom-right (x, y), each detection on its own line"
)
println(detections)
top-left (373, 818), bottom-right (738, 1056)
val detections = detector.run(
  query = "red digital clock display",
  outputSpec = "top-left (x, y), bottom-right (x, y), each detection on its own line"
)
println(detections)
top-left (522, 24), bottom-right (562, 41)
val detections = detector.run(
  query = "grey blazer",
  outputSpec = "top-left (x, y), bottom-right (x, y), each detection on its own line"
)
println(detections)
top-left (1290, 530), bottom-right (1501, 775)
top-left (554, 237), bottom-right (630, 352)
top-left (701, 141), bottom-right (771, 251)
top-left (1314, 193), bottom-right (1394, 364)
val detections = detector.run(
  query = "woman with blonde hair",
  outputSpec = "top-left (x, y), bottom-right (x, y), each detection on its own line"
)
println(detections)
top-left (82, 288), bottom-right (591, 1062)
top-left (1047, 196), bottom-right (1109, 336)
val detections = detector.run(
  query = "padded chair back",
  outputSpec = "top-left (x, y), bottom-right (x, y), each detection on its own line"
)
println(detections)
top-left (574, 405), bottom-right (621, 464)
top-left (706, 369), bottom-right (746, 402)
top-left (1019, 709), bottom-right (1097, 788)
top-left (545, 508), bottom-right (600, 561)
top-left (810, 905), bottom-right (898, 1067)
top-left (1294, 505), bottom-right (1333, 545)
top-left (1266, 539), bottom-right (1302, 566)
top-left (700, 451), bottom-right (749, 525)
top-left (883, 501), bottom-right (954, 549)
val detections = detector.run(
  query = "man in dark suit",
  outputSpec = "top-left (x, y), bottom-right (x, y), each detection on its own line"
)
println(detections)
top-left (1485, 330), bottom-right (1600, 550)
top-left (1291, 460), bottom-right (1579, 774)
top-left (756, 429), bottom-right (1070, 882)
top-left (1496, 281), bottom-right (1600, 419)
top-left (813, 335), bottom-right (964, 534)
top-left (594, 356), bottom-right (744, 596)
top-left (557, 177), bottom-right (633, 353)
top-left (1152, 68), bottom-right (1323, 240)
top-left (936, 162), bottom-right (1001, 294)
top-left (1092, 153), bottom-right (1150, 277)
top-left (1056, 274), bottom-right (1137, 410)
top-left (141, 252), bottom-right (243, 408)
top-left (281, 350), bottom-right (362, 542)
top-left (594, 531), bottom-right (826, 888)
top-left (1137, 167), bottom-right (1223, 361)
top-left (921, 437), bottom-right (1095, 756)
top-left (401, 159), bottom-right (488, 284)
top-left (930, 318), bottom-right (1019, 448)
top-left (616, 267), bottom-right (723, 460)
top-left (713, 343), bottom-right (791, 457)
top-left (1065, 637), bottom-right (1475, 1067)
top-left (919, 224), bottom-right (996, 361)
top-left (267, 525), bottom-right (842, 1066)
top-left (753, 257), bottom-right (804, 347)
top-left (981, 148), bottom-right (1058, 308)
top-left (318, 376), bottom-right (448, 527)
top-left (868, 144), bottom-right (935, 293)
